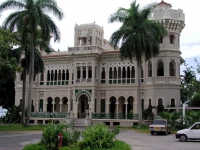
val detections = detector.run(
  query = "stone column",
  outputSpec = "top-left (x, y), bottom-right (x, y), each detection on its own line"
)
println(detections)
top-left (86, 66), bottom-right (88, 81)
top-left (116, 102), bottom-right (119, 114)
top-left (92, 62), bottom-right (95, 83)
top-left (44, 101), bottom-right (47, 112)
top-left (36, 101), bottom-right (39, 112)
top-left (80, 66), bottom-right (83, 81)
top-left (106, 102), bottom-right (110, 113)
top-left (52, 101), bottom-right (55, 113)
top-left (59, 102), bottom-right (63, 112)
top-left (125, 102), bottom-right (128, 114)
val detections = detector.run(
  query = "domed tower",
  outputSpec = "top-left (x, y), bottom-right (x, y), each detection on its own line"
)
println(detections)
top-left (146, 1), bottom-right (185, 111)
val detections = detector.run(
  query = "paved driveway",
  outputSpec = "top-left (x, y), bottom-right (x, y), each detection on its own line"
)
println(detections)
top-left (117, 129), bottom-right (199, 150)
top-left (0, 129), bottom-right (199, 150)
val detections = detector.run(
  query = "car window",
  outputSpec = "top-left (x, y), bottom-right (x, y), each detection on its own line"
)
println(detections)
top-left (153, 120), bottom-right (166, 125)
top-left (191, 124), bottom-right (200, 130)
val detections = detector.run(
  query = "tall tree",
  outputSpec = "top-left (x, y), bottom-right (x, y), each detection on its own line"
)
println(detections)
top-left (0, 0), bottom-right (64, 125)
top-left (108, 0), bottom-right (167, 124)
top-left (14, 32), bottom-right (54, 125)
top-left (0, 27), bottom-right (20, 108)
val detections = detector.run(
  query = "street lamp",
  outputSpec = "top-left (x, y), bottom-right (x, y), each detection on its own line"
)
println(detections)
top-left (182, 100), bottom-right (189, 125)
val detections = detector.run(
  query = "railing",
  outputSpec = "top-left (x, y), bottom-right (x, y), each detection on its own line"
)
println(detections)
top-left (92, 113), bottom-right (138, 120)
top-left (30, 112), bottom-right (69, 118)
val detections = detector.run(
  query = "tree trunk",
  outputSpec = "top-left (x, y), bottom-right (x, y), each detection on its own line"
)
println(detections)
top-left (137, 58), bottom-right (142, 125)
top-left (26, 36), bottom-right (34, 125)
top-left (21, 65), bottom-right (26, 126)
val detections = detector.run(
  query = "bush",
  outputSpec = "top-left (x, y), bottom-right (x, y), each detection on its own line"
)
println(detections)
top-left (23, 143), bottom-right (46, 150)
top-left (60, 140), bottom-right (131, 150)
top-left (40, 122), bottom-right (81, 150)
top-left (77, 123), bottom-right (120, 150)
top-left (3, 105), bottom-right (21, 123)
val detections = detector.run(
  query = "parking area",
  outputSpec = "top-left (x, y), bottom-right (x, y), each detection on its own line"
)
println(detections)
top-left (0, 128), bottom-right (199, 150)
top-left (117, 130), bottom-right (200, 150)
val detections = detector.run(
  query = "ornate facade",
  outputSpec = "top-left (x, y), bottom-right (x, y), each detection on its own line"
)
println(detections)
top-left (15, 1), bottom-right (185, 123)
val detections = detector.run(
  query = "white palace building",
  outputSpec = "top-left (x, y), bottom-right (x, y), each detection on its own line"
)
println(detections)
top-left (15, 1), bottom-right (185, 126)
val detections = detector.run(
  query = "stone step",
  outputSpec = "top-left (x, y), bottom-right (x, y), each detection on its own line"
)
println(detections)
top-left (69, 118), bottom-right (91, 126)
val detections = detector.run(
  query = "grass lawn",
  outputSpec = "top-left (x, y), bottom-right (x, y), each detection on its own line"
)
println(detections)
top-left (0, 124), bottom-right (46, 131)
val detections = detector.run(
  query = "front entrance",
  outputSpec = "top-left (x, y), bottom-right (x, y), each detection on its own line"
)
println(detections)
top-left (78, 95), bottom-right (89, 118)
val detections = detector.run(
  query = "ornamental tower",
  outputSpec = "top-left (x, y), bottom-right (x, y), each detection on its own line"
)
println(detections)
top-left (149, 0), bottom-right (185, 51)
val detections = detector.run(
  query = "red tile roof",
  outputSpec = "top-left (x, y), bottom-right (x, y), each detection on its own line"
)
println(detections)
top-left (157, 0), bottom-right (172, 7)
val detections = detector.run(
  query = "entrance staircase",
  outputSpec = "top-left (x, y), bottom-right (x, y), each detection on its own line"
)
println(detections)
top-left (72, 119), bottom-right (86, 126)
top-left (66, 118), bottom-right (91, 126)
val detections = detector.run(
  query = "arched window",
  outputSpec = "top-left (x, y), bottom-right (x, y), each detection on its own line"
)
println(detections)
top-left (62, 69), bottom-right (65, 80)
top-left (101, 67), bottom-right (105, 79)
top-left (149, 99), bottom-right (151, 105)
top-left (118, 67), bottom-right (121, 79)
top-left (109, 68), bottom-right (112, 79)
top-left (47, 70), bottom-right (50, 81)
top-left (131, 66), bottom-right (135, 78)
top-left (54, 70), bottom-right (57, 81)
top-left (40, 73), bottom-right (44, 81)
top-left (127, 66), bottom-right (130, 78)
top-left (58, 70), bottom-right (61, 81)
top-left (50, 70), bottom-right (54, 81)
top-left (158, 98), bottom-right (163, 105)
top-left (169, 61), bottom-right (175, 76)
top-left (88, 67), bottom-right (92, 78)
top-left (157, 61), bottom-right (164, 76)
top-left (66, 69), bottom-right (69, 80)
top-left (83, 67), bottom-right (86, 78)
top-left (148, 62), bottom-right (152, 77)
top-left (122, 67), bottom-right (126, 78)
top-left (171, 99), bottom-right (175, 107)
top-left (77, 67), bottom-right (81, 79)
top-left (114, 67), bottom-right (117, 79)
top-left (170, 35), bottom-right (174, 44)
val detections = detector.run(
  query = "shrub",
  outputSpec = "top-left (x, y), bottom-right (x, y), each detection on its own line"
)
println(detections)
top-left (40, 122), bottom-right (81, 150)
top-left (23, 143), bottom-right (46, 150)
top-left (60, 140), bottom-right (131, 150)
top-left (78, 123), bottom-right (120, 150)
top-left (4, 105), bottom-right (21, 123)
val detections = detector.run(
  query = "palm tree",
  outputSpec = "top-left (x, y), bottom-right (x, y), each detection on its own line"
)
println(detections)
top-left (0, 0), bottom-right (64, 124)
top-left (13, 37), bottom-right (53, 125)
top-left (108, 0), bottom-right (167, 125)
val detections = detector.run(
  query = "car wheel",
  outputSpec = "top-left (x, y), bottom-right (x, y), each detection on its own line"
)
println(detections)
top-left (165, 131), bottom-right (168, 135)
top-left (151, 131), bottom-right (154, 135)
top-left (180, 135), bottom-right (187, 142)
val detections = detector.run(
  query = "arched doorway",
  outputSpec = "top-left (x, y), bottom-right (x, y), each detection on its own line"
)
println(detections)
top-left (110, 96), bottom-right (116, 114)
top-left (47, 97), bottom-right (53, 112)
top-left (78, 95), bottom-right (89, 118)
top-left (127, 96), bottom-right (133, 113)
top-left (62, 97), bottom-right (68, 113)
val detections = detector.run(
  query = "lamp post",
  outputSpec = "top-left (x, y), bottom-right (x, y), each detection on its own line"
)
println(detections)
top-left (183, 100), bottom-right (189, 125)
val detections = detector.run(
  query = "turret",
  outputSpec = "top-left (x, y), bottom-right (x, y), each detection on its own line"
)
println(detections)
top-left (149, 0), bottom-right (185, 51)
top-left (74, 22), bottom-right (104, 47)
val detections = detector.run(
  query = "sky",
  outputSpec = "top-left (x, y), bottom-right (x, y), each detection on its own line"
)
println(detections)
top-left (0, 0), bottom-right (200, 76)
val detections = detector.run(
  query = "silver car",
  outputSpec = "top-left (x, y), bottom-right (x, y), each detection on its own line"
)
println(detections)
top-left (0, 108), bottom-right (8, 118)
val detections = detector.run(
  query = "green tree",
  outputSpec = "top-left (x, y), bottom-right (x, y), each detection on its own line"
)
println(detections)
top-left (14, 32), bottom-right (54, 125)
top-left (0, 28), bottom-right (21, 108)
top-left (185, 111), bottom-right (200, 125)
top-left (180, 65), bottom-right (196, 103)
top-left (0, 0), bottom-right (64, 125)
top-left (189, 93), bottom-right (200, 107)
top-left (108, 0), bottom-right (167, 124)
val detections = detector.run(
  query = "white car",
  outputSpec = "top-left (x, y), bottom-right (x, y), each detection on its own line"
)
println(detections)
top-left (0, 108), bottom-right (8, 118)
top-left (176, 122), bottom-right (200, 142)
